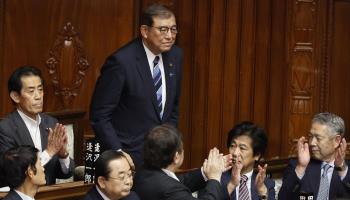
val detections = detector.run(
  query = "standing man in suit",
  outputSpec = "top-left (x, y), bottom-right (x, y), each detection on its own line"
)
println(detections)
top-left (0, 145), bottom-right (46, 200)
top-left (133, 124), bottom-right (226, 200)
top-left (82, 150), bottom-right (140, 200)
top-left (279, 112), bottom-right (350, 199)
top-left (0, 66), bottom-right (74, 185)
top-left (220, 122), bottom-right (275, 200)
top-left (90, 4), bottom-right (183, 167)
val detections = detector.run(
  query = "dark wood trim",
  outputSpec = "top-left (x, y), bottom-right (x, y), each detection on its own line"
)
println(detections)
top-left (0, 181), bottom-right (93, 200)
top-left (0, 0), bottom-right (4, 115)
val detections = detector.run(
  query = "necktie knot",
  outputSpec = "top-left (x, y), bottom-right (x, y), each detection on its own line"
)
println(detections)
top-left (153, 56), bottom-right (160, 66)
top-left (322, 164), bottom-right (331, 177)
top-left (240, 175), bottom-right (248, 184)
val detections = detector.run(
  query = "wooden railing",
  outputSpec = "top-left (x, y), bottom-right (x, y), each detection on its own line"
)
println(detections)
top-left (0, 181), bottom-right (93, 200)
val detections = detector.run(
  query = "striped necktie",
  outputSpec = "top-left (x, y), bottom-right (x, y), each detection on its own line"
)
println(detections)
top-left (317, 163), bottom-right (332, 200)
top-left (152, 56), bottom-right (162, 118)
top-left (239, 175), bottom-right (250, 200)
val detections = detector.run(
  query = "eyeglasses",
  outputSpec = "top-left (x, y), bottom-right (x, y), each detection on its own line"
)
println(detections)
top-left (108, 171), bottom-right (136, 182)
top-left (150, 26), bottom-right (178, 34)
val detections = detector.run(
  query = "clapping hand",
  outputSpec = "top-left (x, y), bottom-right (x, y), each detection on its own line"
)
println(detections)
top-left (255, 164), bottom-right (268, 196)
top-left (47, 123), bottom-right (67, 157)
top-left (295, 136), bottom-right (310, 175)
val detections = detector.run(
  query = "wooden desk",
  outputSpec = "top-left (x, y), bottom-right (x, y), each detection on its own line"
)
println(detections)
top-left (0, 181), bottom-right (93, 200)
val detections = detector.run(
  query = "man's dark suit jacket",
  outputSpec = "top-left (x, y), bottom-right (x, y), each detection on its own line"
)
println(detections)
top-left (220, 170), bottom-right (276, 200)
top-left (2, 190), bottom-right (23, 200)
top-left (82, 186), bottom-right (140, 200)
top-left (2, 190), bottom-right (24, 200)
top-left (90, 38), bottom-right (183, 166)
top-left (278, 159), bottom-right (350, 200)
top-left (0, 111), bottom-right (74, 186)
top-left (133, 168), bottom-right (224, 200)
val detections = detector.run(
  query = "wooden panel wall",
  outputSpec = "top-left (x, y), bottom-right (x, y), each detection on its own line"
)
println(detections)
top-left (0, 0), bottom-right (138, 115)
top-left (328, 0), bottom-right (350, 133)
top-left (0, 0), bottom-right (349, 169)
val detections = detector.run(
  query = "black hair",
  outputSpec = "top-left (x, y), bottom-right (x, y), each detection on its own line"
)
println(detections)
top-left (227, 121), bottom-right (268, 158)
top-left (141, 4), bottom-right (175, 26)
top-left (0, 145), bottom-right (39, 189)
top-left (8, 65), bottom-right (44, 94)
top-left (94, 150), bottom-right (131, 185)
top-left (144, 124), bottom-right (183, 169)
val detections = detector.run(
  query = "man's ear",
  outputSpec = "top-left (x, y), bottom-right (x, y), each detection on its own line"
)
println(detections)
top-left (27, 166), bottom-right (34, 178)
top-left (174, 152), bottom-right (180, 164)
top-left (334, 135), bottom-right (342, 148)
top-left (97, 176), bottom-right (107, 189)
top-left (10, 91), bottom-right (20, 104)
top-left (140, 25), bottom-right (149, 39)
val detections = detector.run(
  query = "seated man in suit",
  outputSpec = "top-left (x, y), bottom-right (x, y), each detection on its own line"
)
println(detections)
top-left (82, 150), bottom-right (139, 200)
top-left (279, 112), bottom-right (350, 199)
top-left (0, 66), bottom-right (74, 186)
top-left (133, 124), bottom-right (227, 200)
top-left (220, 121), bottom-right (275, 200)
top-left (0, 145), bottom-right (46, 200)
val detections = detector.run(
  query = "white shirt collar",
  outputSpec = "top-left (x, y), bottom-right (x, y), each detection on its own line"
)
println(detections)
top-left (162, 168), bottom-right (179, 181)
top-left (242, 169), bottom-right (254, 180)
top-left (322, 160), bottom-right (335, 167)
top-left (96, 185), bottom-right (111, 200)
top-left (17, 109), bottom-right (41, 126)
top-left (15, 190), bottom-right (35, 200)
top-left (142, 41), bottom-right (162, 67)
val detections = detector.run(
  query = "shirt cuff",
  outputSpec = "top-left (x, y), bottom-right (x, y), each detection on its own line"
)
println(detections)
top-left (40, 150), bottom-right (52, 166)
top-left (201, 167), bottom-right (209, 181)
top-left (59, 157), bottom-right (71, 174)
top-left (340, 165), bottom-right (349, 180)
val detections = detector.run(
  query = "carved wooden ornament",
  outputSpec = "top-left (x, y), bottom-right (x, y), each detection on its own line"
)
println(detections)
top-left (46, 22), bottom-right (89, 109)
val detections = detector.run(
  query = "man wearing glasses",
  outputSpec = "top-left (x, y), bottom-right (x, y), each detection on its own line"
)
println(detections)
top-left (90, 3), bottom-right (182, 168)
top-left (82, 150), bottom-right (140, 200)
top-left (278, 112), bottom-right (350, 199)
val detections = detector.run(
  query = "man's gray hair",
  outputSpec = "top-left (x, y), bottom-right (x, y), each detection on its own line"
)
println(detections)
top-left (312, 112), bottom-right (345, 137)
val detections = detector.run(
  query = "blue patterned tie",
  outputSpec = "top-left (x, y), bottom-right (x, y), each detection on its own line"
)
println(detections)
top-left (239, 175), bottom-right (250, 200)
top-left (317, 163), bottom-right (331, 200)
top-left (153, 56), bottom-right (162, 117)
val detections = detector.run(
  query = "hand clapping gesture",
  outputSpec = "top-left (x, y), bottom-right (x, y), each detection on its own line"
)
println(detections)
top-left (255, 164), bottom-right (268, 197)
top-left (203, 147), bottom-right (225, 182)
top-left (47, 123), bottom-right (68, 158)
top-left (226, 155), bottom-right (243, 194)
top-left (295, 136), bottom-right (310, 175)
top-left (335, 137), bottom-right (347, 176)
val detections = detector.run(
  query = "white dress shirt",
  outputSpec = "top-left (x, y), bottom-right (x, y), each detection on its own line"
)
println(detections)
top-left (17, 109), bottom-right (70, 173)
top-left (143, 42), bottom-right (167, 117)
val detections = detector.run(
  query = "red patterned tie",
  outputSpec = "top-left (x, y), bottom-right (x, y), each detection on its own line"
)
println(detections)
top-left (239, 175), bottom-right (250, 200)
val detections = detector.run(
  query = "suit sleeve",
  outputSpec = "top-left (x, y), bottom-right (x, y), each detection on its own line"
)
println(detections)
top-left (52, 156), bottom-right (75, 179)
top-left (90, 54), bottom-right (125, 150)
top-left (340, 160), bottom-right (350, 196)
top-left (0, 126), bottom-right (16, 155)
top-left (174, 169), bottom-right (224, 200)
top-left (278, 160), bottom-right (301, 200)
top-left (168, 48), bottom-right (183, 127)
top-left (266, 178), bottom-right (276, 200)
top-left (165, 179), bottom-right (224, 200)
